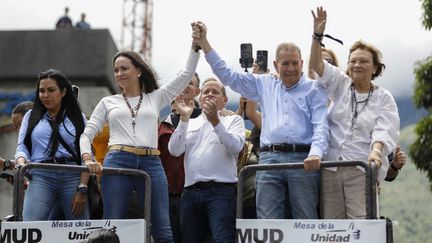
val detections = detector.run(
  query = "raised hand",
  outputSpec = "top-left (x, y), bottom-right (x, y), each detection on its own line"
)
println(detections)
top-left (175, 95), bottom-right (194, 122)
top-left (311, 6), bottom-right (327, 34)
top-left (191, 22), bottom-right (202, 51)
top-left (252, 63), bottom-right (270, 74)
top-left (191, 21), bottom-right (211, 53)
top-left (202, 98), bottom-right (220, 127)
top-left (393, 146), bottom-right (407, 170)
top-left (252, 63), bottom-right (260, 74)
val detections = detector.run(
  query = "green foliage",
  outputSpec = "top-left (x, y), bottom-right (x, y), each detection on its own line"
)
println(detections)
top-left (381, 126), bottom-right (432, 243)
top-left (381, 162), bottom-right (432, 243)
top-left (410, 0), bottom-right (432, 192)
top-left (413, 56), bottom-right (432, 111)
top-left (422, 0), bottom-right (432, 30)
top-left (409, 115), bottom-right (432, 190)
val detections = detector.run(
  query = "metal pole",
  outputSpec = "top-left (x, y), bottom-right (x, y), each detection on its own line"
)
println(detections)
top-left (236, 160), bottom-right (377, 219)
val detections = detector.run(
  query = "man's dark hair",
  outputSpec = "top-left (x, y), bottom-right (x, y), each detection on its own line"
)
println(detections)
top-left (86, 229), bottom-right (120, 243)
top-left (12, 101), bottom-right (33, 116)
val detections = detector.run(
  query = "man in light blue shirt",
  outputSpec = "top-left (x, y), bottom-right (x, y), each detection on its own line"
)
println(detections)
top-left (192, 21), bottom-right (329, 219)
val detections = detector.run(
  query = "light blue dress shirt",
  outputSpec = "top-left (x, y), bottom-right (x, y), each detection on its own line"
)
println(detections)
top-left (205, 49), bottom-right (329, 158)
top-left (15, 110), bottom-right (83, 163)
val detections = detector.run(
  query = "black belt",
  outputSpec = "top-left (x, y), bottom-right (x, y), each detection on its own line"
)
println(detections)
top-left (185, 181), bottom-right (236, 190)
top-left (39, 157), bottom-right (78, 164)
top-left (261, 144), bottom-right (311, 153)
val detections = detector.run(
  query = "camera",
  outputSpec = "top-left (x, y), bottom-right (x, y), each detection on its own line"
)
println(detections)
top-left (256, 50), bottom-right (268, 73)
top-left (239, 43), bottom-right (254, 70)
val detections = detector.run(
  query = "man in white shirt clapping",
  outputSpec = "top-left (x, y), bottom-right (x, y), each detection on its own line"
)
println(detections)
top-left (168, 78), bottom-right (245, 243)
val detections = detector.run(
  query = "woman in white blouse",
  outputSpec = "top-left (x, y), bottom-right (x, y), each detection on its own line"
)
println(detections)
top-left (80, 31), bottom-right (200, 241)
top-left (310, 7), bottom-right (399, 219)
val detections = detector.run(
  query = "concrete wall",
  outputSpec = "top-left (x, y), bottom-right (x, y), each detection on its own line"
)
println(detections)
top-left (0, 29), bottom-right (118, 93)
top-left (0, 29), bottom-right (118, 219)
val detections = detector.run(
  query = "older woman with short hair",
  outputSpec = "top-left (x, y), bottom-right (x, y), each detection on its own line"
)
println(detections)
top-left (310, 7), bottom-right (399, 219)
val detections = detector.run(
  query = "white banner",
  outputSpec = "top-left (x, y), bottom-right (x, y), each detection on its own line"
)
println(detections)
top-left (0, 219), bottom-right (145, 243)
top-left (236, 219), bottom-right (387, 243)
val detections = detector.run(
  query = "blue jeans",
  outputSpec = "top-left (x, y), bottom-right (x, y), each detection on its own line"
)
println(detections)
top-left (102, 150), bottom-right (173, 243)
top-left (23, 170), bottom-right (90, 221)
top-left (48, 201), bottom-right (65, 220)
top-left (256, 151), bottom-right (320, 219)
top-left (181, 185), bottom-right (236, 243)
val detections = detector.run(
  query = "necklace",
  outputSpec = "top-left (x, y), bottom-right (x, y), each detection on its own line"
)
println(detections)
top-left (122, 92), bottom-right (143, 136)
top-left (350, 83), bottom-right (374, 131)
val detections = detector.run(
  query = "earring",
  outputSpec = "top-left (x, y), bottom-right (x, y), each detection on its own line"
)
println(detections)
top-left (138, 74), bottom-right (141, 77)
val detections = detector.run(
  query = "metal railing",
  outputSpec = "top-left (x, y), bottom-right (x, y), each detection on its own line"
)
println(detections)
top-left (236, 160), bottom-right (378, 219)
top-left (13, 163), bottom-right (152, 242)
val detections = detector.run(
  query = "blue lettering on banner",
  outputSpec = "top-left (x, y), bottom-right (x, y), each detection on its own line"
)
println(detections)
top-left (51, 221), bottom-right (73, 228)
top-left (0, 91), bottom-right (35, 117)
top-left (317, 222), bottom-right (335, 230)
top-left (0, 228), bottom-right (42, 243)
top-left (293, 222), bottom-right (316, 229)
top-left (237, 228), bottom-right (283, 243)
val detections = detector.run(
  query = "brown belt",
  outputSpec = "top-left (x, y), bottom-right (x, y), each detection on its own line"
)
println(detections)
top-left (108, 145), bottom-right (160, 156)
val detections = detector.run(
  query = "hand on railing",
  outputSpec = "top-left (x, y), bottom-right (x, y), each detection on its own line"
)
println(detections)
top-left (85, 160), bottom-right (103, 174)
top-left (304, 155), bottom-right (321, 170)
top-left (367, 149), bottom-right (382, 168)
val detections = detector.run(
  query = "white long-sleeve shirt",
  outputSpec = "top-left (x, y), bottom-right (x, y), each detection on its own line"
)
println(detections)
top-left (80, 50), bottom-right (200, 155)
top-left (168, 113), bottom-right (245, 187)
top-left (317, 61), bottom-right (400, 182)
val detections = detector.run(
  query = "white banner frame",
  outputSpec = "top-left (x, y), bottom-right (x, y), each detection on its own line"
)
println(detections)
top-left (236, 219), bottom-right (387, 243)
top-left (0, 219), bottom-right (145, 243)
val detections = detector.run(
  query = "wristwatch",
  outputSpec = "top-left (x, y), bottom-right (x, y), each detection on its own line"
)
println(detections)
top-left (76, 186), bottom-right (88, 194)
top-left (3, 159), bottom-right (11, 171)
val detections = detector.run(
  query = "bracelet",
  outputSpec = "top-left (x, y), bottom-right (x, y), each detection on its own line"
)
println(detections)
top-left (390, 163), bottom-right (401, 171)
top-left (312, 34), bottom-right (323, 42)
top-left (313, 32), bottom-right (324, 38)
top-left (312, 32), bottom-right (344, 48)
top-left (78, 183), bottom-right (88, 188)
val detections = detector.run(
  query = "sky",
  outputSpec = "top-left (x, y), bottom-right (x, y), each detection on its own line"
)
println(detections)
top-left (1, 0), bottom-right (431, 101)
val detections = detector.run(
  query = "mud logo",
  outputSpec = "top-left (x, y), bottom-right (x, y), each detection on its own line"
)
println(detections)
top-left (237, 228), bottom-right (283, 243)
top-left (0, 228), bottom-right (42, 243)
